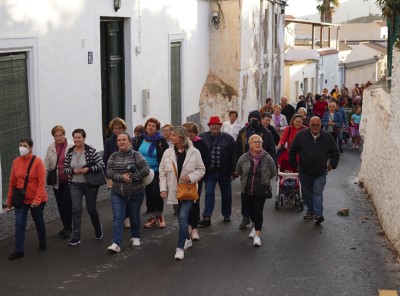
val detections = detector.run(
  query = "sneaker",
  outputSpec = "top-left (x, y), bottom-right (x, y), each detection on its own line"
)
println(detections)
top-left (191, 229), bottom-right (200, 241)
top-left (239, 218), bottom-right (250, 229)
top-left (95, 225), bottom-right (103, 240)
top-left (253, 236), bottom-right (261, 247)
top-left (352, 143), bottom-right (356, 149)
top-left (130, 237), bottom-right (141, 247)
top-left (198, 218), bottom-right (211, 227)
top-left (175, 248), bottom-right (184, 260)
top-left (68, 238), bottom-right (81, 246)
top-left (124, 218), bottom-right (131, 229)
top-left (314, 214), bottom-right (325, 224)
top-left (107, 243), bottom-right (121, 253)
top-left (249, 228), bottom-right (256, 238)
top-left (184, 239), bottom-right (193, 250)
top-left (157, 215), bottom-right (166, 228)
top-left (339, 148), bottom-right (344, 154)
top-left (223, 216), bottom-right (231, 222)
top-left (303, 212), bottom-right (315, 219)
top-left (144, 218), bottom-right (157, 228)
top-left (356, 145), bottom-right (360, 149)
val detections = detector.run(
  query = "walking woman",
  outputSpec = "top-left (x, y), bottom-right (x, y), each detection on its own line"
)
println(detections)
top-left (106, 133), bottom-right (151, 253)
top-left (236, 134), bottom-right (276, 247)
top-left (159, 126), bottom-right (205, 260)
top-left (63, 129), bottom-right (104, 246)
top-left (44, 125), bottom-right (74, 239)
top-left (322, 102), bottom-right (342, 143)
top-left (7, 137), bottom-right (48, 259)
top-left (132, 118), bottom-right (169, 228)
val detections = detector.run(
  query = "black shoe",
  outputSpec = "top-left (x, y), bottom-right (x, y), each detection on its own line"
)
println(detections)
top-left (223, 216), bottom-right (231, 222)
top-left (239, 218), bottom-right (250, 229)
top-left (303, 212), bottom-right (315, 219)
top-left (198, 218), bottom-right (211, 227)
top-left (63, 230), bottom-right (71, 239)
top-left (39, 241), bottom-right (47, 250)
top-left (58, 228), bottom-right (65, 236)
top-left (68, 238), bottom-right (81, 246)
top-left (95, 225), bottom-right (103, 240)
top-left (9, 251), bottom-right (24, 260)
top-left (314, 214), bottom-right (325, 224)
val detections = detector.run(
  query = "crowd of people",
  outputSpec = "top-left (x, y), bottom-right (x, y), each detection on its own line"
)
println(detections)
top-left (5, 82), bottom-right (365, 260)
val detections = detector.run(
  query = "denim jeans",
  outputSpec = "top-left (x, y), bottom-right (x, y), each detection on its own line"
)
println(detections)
top-left (337, 128), bottom-right (344, 152)
top-left (299, 172), bottom-right (327, 216)
top-left (53, 182), bottom-right (72, 231)
top-left (15, 202), bottom-right (46, 252)
top-left (70, 182), bottom-right (102, 240)
top-left (178, 200), bottom-right (194, 249)
top-left (110, 190), bottom-right (145, 246)
top-left (203, 173), bottom-right (232, 218)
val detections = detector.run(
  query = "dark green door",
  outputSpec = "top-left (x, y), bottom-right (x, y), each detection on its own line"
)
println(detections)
top-left (100, 18), bottom-right (125, 141)
top-left (0, 53), bottom-right (31, 204)
top-left (170, 42), bottom-right (182, 126)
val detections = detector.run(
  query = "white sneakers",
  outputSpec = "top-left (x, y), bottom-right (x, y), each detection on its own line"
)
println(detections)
top-left (175, 248), bottom-right (184, 260)
top-left (131, 237), bottom-right (141, 247)
top-left (184, 239), bottom-right (192, 250)
top-left (249, 228), bottom-right (256, 238)
top-left (107, 243), bottom-right (121, 253)
top-left (253, 236), bottom-right (261, 247)
top-left (191, 229), bottom-right (200, 241)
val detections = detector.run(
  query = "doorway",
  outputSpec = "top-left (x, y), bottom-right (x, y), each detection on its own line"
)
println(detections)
top-left (100, 18), bottom-right (125, 141)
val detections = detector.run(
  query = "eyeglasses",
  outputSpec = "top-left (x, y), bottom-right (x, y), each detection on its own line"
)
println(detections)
top-left (251, 141), bottom-right (263, 144)
top-left (310, 123), bottom-right (321, 127)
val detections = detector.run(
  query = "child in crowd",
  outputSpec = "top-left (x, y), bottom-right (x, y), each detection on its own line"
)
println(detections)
top-left (350, 106), bottom-right (362, 149)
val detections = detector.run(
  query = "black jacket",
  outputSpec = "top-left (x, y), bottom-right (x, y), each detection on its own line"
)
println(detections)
top-left (289, 129), bottom-right (340, 177)
top-left (232, 124), bottom-right (277, 170)
top-left (281, 104), bottom-right (296, 123)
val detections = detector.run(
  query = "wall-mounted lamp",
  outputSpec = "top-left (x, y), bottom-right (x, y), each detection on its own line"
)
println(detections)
top-left (114, 0), bottom-right (121, 12)
top-left (212, 11), bottom-right (219, 25)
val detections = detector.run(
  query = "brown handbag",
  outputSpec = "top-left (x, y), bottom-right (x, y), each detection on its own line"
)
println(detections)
top-left (172, 163), bottom-right (199, 201)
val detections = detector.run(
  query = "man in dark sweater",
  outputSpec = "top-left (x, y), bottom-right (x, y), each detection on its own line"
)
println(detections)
top-left (232, 110), bottom-right (277, 229)
top-left (280, 96), bottom-right (295, 123)
top-left (289, 116), bottom-right (340, 224)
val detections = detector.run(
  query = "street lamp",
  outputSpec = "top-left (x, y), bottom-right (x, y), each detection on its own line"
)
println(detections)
top-left (114, 0), bottom-right (121, 12)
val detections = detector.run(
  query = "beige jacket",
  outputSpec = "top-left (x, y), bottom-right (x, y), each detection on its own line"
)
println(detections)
top-left (159, 144), bottom-right (205, 205)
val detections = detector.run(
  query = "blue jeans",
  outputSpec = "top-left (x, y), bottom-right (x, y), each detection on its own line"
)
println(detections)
top-left (337, 128), bottom-right (344, 152)
top-left (111, 190), bottom-right (145, 246)
top-left (203, 173), bottom-right (232, 218)
top-left (299, 172), bottom-right (327, 216)
top-left (15, 203), bottom-right (46, 252)
top-left (178, 201), bottom-right (193, 249)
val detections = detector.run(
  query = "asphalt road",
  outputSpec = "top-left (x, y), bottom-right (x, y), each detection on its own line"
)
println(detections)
top-left (0, 143), bottom-right (399, 296)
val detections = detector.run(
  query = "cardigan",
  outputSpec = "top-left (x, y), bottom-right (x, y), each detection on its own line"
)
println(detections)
top-left (7, 153), bottom-right (48, 206)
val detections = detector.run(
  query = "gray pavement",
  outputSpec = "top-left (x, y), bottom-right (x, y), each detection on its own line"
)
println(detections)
top-left (0, 143), bottom-right (399, 296)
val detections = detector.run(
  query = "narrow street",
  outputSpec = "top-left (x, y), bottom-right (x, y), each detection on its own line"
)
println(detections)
top-left (0, 143), bottom-right (399, 296)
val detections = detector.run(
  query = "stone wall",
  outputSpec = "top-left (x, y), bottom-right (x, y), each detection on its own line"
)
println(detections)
top-left (359, 47), bottom-right (400, 253)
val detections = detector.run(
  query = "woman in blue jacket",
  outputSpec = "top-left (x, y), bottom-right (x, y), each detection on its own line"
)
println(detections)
top-left (322, 102), bottom-right (342, 143)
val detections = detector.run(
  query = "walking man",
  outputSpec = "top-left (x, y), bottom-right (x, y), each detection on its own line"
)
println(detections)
top-left (198, 116), bottom-right (236, 226)
top-left (289, 116), bottom-right (340, 224)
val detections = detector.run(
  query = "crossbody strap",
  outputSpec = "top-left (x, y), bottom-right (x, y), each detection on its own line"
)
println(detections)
top-left (53, 141), bottom-right (65, 170)
top-left (23, 156), bottom-right (36, 191)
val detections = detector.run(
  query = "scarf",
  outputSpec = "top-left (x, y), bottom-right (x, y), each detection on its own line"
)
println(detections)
top-left (248, 149), bottom-right (267, 195)
top-left (274, 114), bottom-right (281, 127)
top-left (192, 136), bottom-right (202, 142)
top-left (143, 131), bottom-right (162, 157)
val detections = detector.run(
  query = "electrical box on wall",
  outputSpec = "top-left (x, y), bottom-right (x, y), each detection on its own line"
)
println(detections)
top-left (143, 89), bottom-right (150, 116)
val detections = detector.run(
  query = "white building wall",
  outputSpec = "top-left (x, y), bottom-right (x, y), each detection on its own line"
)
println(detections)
top-left (345, 63), bottom-right (378, 86)
top-left (284, 61), bottom-right (317, 103)
top-left (318, 53), bottom-right (339, 92)
top-left (0, 0), bottom-right (210, 156)
top-left (359, 48), bottom-right (400, 254)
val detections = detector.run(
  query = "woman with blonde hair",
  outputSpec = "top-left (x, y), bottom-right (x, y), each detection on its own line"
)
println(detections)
top-left (159, 126), bottom-right (205, 260)
top-left (270, 104), bottom-right (288, 136)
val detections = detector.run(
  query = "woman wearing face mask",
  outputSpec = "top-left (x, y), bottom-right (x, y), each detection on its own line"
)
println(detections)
top-left (44, 125), bottom-right (74, 239)
top-left (7, 137), bottom-right (48, 260)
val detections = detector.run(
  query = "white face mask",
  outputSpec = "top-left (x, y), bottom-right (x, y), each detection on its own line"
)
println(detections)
top-left (19, 146), bottom-right (30, 156)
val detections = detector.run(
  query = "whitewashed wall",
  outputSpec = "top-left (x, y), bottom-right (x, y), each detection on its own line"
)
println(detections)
top-left (284, 61), bottom-right (317, 103)
top-left (318, 52), bottom-right (339, 92)
top-left (0, 0), bottom-right (210, 157)
top-left (359, 48), bottom-right (400, 254)
top-left (345, 61), bottom-right (382, 87)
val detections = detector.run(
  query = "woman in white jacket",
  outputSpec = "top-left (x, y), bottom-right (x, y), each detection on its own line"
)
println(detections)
top-left (159, 126), bottom-right (205, 260)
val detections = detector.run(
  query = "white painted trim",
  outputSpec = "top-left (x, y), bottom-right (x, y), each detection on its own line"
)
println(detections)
top-left (0, 37), bottom-right (41, 154)
top-left (168, 33), bottom-right (186, 124)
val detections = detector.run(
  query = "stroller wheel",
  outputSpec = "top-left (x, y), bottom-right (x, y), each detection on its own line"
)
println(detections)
top-left (275, 200), bottom-right (279, 210)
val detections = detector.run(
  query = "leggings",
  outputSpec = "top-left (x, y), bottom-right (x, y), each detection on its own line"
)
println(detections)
top-left (245, 194), bottom-right (267, 231)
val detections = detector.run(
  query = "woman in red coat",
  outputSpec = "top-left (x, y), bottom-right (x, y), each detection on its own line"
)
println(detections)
top-left (276, 114), bottom-right (307, 172)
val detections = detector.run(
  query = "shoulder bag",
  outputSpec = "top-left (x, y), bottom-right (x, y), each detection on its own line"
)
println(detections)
top-left (172, 163), bottom-right (198, 201)
top-left (47, 142), bottom-right (65, 185)
top-left (12, 156), bottom-right (36, 208)
top-left (85, 157), bottom-right (107, 187)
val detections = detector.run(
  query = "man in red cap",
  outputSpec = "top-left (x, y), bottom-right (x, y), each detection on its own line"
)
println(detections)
top-left (198, 116), bottom-right (236, 226)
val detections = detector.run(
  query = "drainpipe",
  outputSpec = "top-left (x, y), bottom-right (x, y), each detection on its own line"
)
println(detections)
top-left (258, 0), bottom-right (264, 109)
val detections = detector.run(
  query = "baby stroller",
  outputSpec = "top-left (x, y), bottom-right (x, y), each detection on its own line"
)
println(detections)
top-left (274, 147), bottom-right (303, 210)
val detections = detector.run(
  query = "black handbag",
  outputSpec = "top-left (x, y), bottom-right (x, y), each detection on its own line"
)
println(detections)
top-left (86, 170), bottom-right (107, 187)
top-left (12, 156), bottom-right (36, 208)
top-left (47, 142), bottom-right (64, 185)
top-left (255, 183), bottom-right (273, 199)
